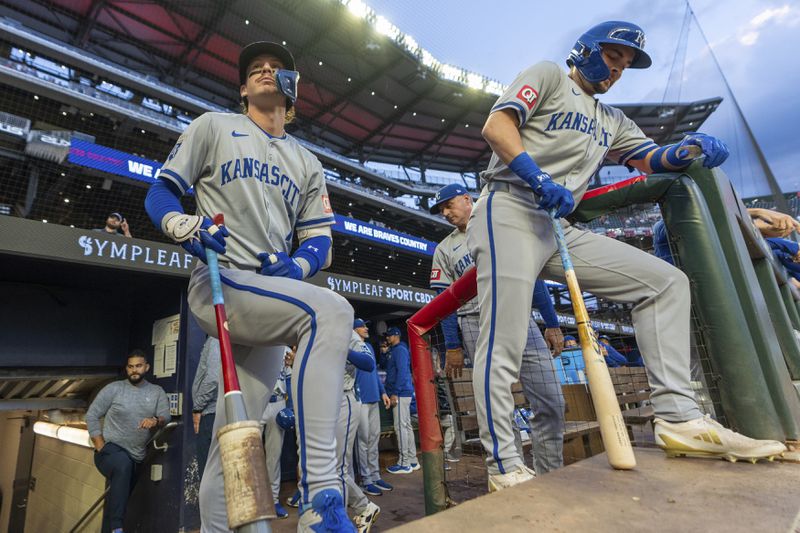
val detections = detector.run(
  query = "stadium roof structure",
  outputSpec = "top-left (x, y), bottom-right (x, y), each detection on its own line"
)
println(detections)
top-left (2, 0), bottom-right (720, 174)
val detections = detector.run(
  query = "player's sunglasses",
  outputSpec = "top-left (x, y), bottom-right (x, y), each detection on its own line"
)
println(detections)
top-left (608, 28), bottom-right (645, 49)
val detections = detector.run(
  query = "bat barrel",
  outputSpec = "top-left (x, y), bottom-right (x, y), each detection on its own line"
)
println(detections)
top-left (550, 212), bottom-right (637, 470)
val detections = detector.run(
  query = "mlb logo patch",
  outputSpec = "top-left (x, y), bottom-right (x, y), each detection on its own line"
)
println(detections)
top-left (516, 85), bottom-right (539, 110)
top-left (321, 195), bottom-right (332, 214)
top-left (430, 269), bottom-right (441, 281)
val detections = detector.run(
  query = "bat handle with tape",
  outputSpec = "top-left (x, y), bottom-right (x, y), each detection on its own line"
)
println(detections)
top-left (549, 210), bottom-right (637, 470)
top-left (207, 214), bottom-right (274, 532)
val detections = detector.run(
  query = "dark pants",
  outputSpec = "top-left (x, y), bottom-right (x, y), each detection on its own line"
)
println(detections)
top-left (94, 442), bottom-right (138, 533)
top-left (197, 412), bottom-right (215, 479)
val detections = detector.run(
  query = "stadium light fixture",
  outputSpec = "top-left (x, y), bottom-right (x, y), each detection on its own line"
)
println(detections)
top-left (334, 0), bottom-right (506, 96)
top-left (345, 0), bottom-right (370, 19)
top-left (33, 421), bottom-right (93, 448)
top-left (375, 15), bottom-right (400, 40)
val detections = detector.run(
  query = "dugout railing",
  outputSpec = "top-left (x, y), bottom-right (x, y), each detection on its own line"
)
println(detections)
top-left (407, 162), bottom-right (800, 515)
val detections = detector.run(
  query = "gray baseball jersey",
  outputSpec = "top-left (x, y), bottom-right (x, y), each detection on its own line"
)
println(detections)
top-left (345, 330), bottom-right (364, 392)
top-left (430, 228), bottom-right (478, 315)
top-left (159, 112), bottom-right (335, 269)
top-left (166, 111), bottom-right (355, 524)
top-left (465, 61), bottom-right (701, 476)
top-left (481, 61), bottom-right (654, 204)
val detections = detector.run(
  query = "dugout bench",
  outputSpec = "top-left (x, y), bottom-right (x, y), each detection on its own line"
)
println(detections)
top-left (443, 366), bottom-right (654, 464)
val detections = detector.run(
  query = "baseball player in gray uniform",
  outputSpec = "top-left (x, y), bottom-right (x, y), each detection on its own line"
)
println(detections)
top-left (144, 41), bottom-right (357, 532)
top-left (336, 326), bottom-right (380, 533)
top-left (429, 184), bottom-right (566, 480)
top-left (467, 20), bottom-right (785, 490)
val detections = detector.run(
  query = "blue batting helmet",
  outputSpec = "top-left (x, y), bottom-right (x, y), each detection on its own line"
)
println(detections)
top-left (567, 21), bottom-right (652, 83)
top-left (276, 407), bottom-right (295, 430)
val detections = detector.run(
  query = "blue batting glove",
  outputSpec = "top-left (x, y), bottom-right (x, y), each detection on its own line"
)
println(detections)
top-left (679, 132), bottom-right (729, 169)
top-left (180, 217), bottom-right (228, 263)
top-left (534, 173), bottom-right (575, 219)
top-left (258, 252), bottom-right (304, 280)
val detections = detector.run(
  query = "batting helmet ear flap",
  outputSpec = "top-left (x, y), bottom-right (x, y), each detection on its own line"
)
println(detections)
top-left (567, 41), bottom-right (610, 84)
top-left (275, 69), bottom-right (300, 109)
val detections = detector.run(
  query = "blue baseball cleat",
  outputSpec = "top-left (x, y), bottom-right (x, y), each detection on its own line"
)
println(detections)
top-left (362, 483), bottom-right (382, 496)
top-left (374, 479), bottom-right (393, 491)
top-left (286, 489), bottom-right (301, 508)
top-left (410, 462), bottom-right (420, 471)
top-left (297, 489), bottom-right (356, 532)
top-left (386, 464), bottom-right (412, 474)
top-left (274, 501), bottom-right (289, 519)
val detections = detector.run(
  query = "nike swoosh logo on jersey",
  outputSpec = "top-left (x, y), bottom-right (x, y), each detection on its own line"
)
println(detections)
top-left (231, 131), bottom-right (249, 137)
top-left (453, 243), bottom-right (463, 251)
top-left (571, 88), bottom-right (581, 96)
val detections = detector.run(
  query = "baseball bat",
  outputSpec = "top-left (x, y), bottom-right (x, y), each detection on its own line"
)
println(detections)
top-left (550, 213), bottom-right (636, 470)
top-left (206, 214), bottom-right (274, 532)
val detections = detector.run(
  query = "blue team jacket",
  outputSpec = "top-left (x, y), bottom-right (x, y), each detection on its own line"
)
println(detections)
top-left (355, 343), bottom-right (386, 403)
top-left (384, 342), bottom-right (414, 397)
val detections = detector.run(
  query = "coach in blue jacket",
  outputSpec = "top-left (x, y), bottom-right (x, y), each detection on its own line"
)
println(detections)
top-left (353, 319), bottom-right (394, 494)
top-left (382, 327), bottom-right (418, 474)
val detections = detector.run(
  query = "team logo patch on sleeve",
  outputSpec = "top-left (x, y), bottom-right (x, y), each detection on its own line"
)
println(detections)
top-left (322, 195), bottom-right (332, 214)
top-left (430, 269), bottom-right (441, 281)
top-left (516, 85), bottom-right (539, 110)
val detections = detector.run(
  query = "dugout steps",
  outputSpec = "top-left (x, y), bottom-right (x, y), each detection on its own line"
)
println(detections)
top-left (390, 448), bottom-right (800, 533)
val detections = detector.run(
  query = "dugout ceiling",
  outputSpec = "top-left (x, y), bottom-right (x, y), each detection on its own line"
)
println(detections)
top-left (0, 0), bottom-right (720, 174)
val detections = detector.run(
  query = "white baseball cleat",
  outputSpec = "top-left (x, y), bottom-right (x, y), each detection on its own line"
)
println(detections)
top-left (354, 501), bottom-right (380, 533)
top-left (487, 464), bottom-right (536, 492)
top-left (655, 415), bottom-right (787, 463)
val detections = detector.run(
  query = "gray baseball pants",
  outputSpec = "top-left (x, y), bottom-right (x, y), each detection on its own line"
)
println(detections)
top-left (356, 402), bottom-right (382, 485)
top-left (335, 390), bottom-right (369, 513)
top-left (460, 314), bottom-right (565, 473)
top-left (188, 265), bottom-right (353, 531)
top-left (466, 184), bottom-right (700, 475)
top-left (393, 397), bottom-right (417, 466)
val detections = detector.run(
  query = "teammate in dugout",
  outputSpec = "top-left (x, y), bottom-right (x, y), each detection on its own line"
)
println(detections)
top-left (468, 20), bottom-right (786, 489)
top-left (335, 321), bottom-right (381, 532)
top-left (429, 184), bottom-right (567, 478)
top-left (144, 41), bottom-right (357, 532)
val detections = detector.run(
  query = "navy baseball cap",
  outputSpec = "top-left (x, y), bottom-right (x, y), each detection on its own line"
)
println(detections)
top-left (385, 326), bottom-right (401, 337)
top-left (353, 318), bottom-right (369, 328)
top-left (598, 335), bottom-right (611, 342)
top-left (239, 41), bottom-right (296, 86)
top-left (109, 212), bottom-right (123, 221)
top-left (429, 184), bottom-right (470, 214)
top-left (564, 335), bottom-right (577, 342)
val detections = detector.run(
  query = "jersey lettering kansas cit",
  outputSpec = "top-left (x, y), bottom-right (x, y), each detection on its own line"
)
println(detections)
top-left (158, 112), bottom-right (335, 268)
top-left (481, 61), bottom-right (655, 203)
